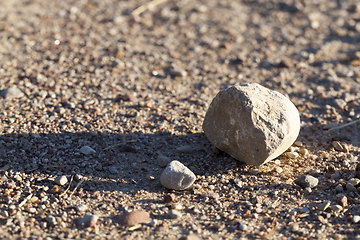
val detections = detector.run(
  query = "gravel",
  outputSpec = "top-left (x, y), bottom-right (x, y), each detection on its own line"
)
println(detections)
top-left (0, 0), bottom-right (360, 239)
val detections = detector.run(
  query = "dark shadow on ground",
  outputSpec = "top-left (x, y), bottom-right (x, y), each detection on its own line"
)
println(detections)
top-left (0, 131), bottom-right (248, 194)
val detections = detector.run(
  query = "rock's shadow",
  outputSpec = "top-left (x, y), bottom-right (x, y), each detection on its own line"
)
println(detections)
top-left (0, 131), bottom-right (246, 194)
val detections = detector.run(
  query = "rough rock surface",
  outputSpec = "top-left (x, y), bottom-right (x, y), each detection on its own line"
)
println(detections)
top-left (160, 160), bottom-right (196, 190)
top-left (294, 175), bottom-right (319, 189)
top-left (0, 85), bottom-right (24, 99)
top-left (203, 83), bottom-right (300, 166)
top-left (117, 211), bottom-right (152, 227)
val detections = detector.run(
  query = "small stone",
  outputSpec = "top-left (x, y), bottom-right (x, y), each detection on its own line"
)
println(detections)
top-left (28, 207), bottom-right (36, 213)
top-left (118, 210), bottom-right (152, 226)
top-left (349, 3), bottom-right (360, 13)
top-left (176, 145), bottom-right (196, 153)
top-left (80, 146), bottom-right (96, 155)
top-left (304, 187), bottom-right (312, 194)
top-left (294, 175), bottom-right (319, 189)
top-left (202, 83), bottom-right (300, 166)
top-left (294, 141), bottom-right (303, 147)
top-left (238, 223), bottom-right (247, 231)
top-left (278, 58), bottom-right (295, 68)
top-left (300, 148), bottom-right (309, 155)
top-left (335, 184), bottom-right (344, 192)
top-left (318, 215), bottom-right (326, 223)
top-left (300, 207), bottom-right (310, 213)
top-left (115, 91), bottom-right (137, 102)
top-left (163, 193), bottom-right (176, 203)
top-left (157, 154), bottom-right (171, 167)
top-left (172, 203), bottom-right (183, 210)
top-left (54, 176), bottom-right (68, 186)
top-left (290, 223), bottom-right (299, 232)
top-left (348, 178), bottom-right (360, 186)
top-left (76, 215), bottom-right (98, 228)
top-left (330, 205), bottom-right (343, 212)
top-left (337, 195), bottom-right (348, 208)
top-left (286, 152), bottom-right (299, 159)
top-left (353, 215), bottom-right (360, 223)
top-left (74, 174), bottom-right (83, 181)
top-left (334, 99), bottom-right (347, 109)
top-left (346, 183), bottom-right (357, 192)
top-left (332, 141), bottom-right (349, 153)
top-left (0, 85), bottom-right (24, 99)
top-left (45, 216), bottom-right (57, 226)
top-left (108, 166), bottom-right (119, 174)
top-left (169, 69), bottom-right (187, 78)
top-left (160, 160), bottom-right (196, 190)
top-left (76, 204), bottom-right (88, 213)
top-left (168, 209), bottom-right (182, 219)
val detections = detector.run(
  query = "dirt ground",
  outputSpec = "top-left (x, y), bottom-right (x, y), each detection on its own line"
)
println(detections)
top-left (0, 0), bottom-right (360, 239)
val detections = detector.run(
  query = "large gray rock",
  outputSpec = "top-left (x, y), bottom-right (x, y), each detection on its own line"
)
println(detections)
top-left (160, 160), bottom-right (196, 190)
top-left (203, 83), bottom-right (300, 166)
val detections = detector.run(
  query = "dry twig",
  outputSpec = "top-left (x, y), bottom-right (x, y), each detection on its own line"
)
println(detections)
top-left (132, 0), bottom-right (168, 16)
top-left (59, 175), bottom-right (74, 197)
top-left (327, 119), bottom-right (360, 133)
top-left (18, 194), bottom-right (33, 208)
top-left (70, 179), bottom-right (85, 196)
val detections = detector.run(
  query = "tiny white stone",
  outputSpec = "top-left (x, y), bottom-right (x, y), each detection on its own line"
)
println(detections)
top-left (353, 215), bottom-right (360, 224)
top-left (54, 176), bottom-right (68, 186)
top-left (286, 152), bottom-right (299, 159)
top-left (80, 146), bottom-right (96, 155)
top-left (77, 215), bottom-right (98, 228)
top-left (275, 166), bottom-right (283, 174)
top-left (76, 204), bottom-right (88, 212)
top-left (168, 209), bottom-right (182, 219)
top-left (238, 223), bottom-right (247, 231)
top-left (160, 160), bottom-right (196, 190)
top-left (348, 178), bottom-right (360, 186)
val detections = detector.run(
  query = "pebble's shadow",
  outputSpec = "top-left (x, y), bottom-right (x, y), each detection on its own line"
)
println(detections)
top-left (0, 131), bottom-right (246, 194)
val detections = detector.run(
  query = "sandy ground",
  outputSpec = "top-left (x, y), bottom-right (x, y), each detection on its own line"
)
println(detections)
top-left (0, 0), bottom-right (360, 239)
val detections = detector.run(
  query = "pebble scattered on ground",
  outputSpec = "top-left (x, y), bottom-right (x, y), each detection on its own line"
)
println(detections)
top-left (160, 160), bottom-right (196, 190)
top-left (294, 175), bottom-right (319, 189)
top-left (117, 211), bottom-right (152, 227)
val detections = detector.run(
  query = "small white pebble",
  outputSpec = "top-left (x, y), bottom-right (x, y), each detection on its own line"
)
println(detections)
top-left (172, 203), bottom-right (183, 210)
top-left (353, 215), bottom-right (360, 224)
top-left (28, 207), bottom-right (36, 213)
top-left (54, 176), bottom-right (68, 186)
top-left (168, 209), bottom-right (182, 219)
top-left (286, 152), bottom-right (299, 159)
top-left (275, 166), bottom-right (283, 174)
top-left (348, 178), bottom-right (360, 186)
top-left (300, 148), bottom-right (309, 155)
